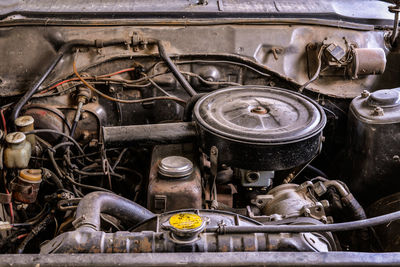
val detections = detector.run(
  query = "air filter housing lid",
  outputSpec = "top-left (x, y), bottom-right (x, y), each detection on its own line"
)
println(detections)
top-left (194, 87), bottom-right (325, 144)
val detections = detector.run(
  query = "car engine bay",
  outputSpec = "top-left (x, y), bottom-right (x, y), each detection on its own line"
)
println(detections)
top-left (0, 9), bottom-right (399, 262)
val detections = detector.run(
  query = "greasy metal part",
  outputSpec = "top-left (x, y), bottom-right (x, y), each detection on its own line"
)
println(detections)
top-left (193, 86), bottom-right (326, 170)
top-left (368, 192), bottom-right (400, 252)
top-left (73, 192), bottom-right (154, 230)
top-left (345, 88), bottom-right (400, 203)
top-left (148, 145), bottom-right (202, 213)
top-left (41, 229), bottom-right (331, 254)
top-left (348, 48), bottom-right (386, 79)
top-left (42, 209), bottom-right (334, 253)
top-left (252, 182), bottom-right (329, 223)
top-left (102, 122), bottom-right (197, 148)
top-left (237, 169), bottom-right (274, 188)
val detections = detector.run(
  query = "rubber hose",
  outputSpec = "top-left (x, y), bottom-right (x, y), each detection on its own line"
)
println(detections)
top-left (74, 192), bottom-right (154, 230)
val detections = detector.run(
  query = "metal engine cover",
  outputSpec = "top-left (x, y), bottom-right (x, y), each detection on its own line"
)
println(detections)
top-left (193, 86), bottom-right (326, 170)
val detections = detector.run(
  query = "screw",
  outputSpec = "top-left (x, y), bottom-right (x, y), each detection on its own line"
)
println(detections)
top-left (393, 155), bottom-right (400, 162)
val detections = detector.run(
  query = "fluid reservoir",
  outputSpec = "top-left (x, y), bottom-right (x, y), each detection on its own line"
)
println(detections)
top-left (15, 115), bottom-right (35, 147)
top-left (346, 88), bottom-right (400, 203)
top-left (12, 169), bottom-right (42, 203)
top-left (147, 145), bottom-right (202, 213)
top-left (4, 132), bottom-right (31, 169)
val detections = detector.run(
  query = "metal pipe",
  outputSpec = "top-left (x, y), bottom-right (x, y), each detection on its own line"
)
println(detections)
top-left (205, 210), bottom-right (400, 234)
top-left (102, 122), bottom-right (197, 147)
top-left (74, 192), bottom-right (154, 230)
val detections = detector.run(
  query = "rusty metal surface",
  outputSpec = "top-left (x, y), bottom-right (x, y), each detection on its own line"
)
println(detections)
top-left (1, 252), bottom-right (400, 267)
top-left (40, 229), bottom-right (331, 253)
top-left (0, 25), bottom-right (394, 99)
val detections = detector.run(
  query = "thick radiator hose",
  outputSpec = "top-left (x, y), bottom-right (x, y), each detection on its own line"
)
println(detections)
top-left (73, 192), bottom-right (154, 230)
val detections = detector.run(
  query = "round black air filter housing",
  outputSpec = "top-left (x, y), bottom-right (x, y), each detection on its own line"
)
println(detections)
top-left (193, 86), bottom-right (326, 171)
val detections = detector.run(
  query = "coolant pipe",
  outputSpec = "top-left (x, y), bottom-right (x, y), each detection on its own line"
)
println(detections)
top-left (73, 192), bottom-right (154, 230)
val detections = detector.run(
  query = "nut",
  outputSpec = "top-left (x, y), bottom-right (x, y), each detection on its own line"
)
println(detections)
top-left (361, 90), bottom-right (370, 98)
top-left (373, 106), bottom-right (384, 116)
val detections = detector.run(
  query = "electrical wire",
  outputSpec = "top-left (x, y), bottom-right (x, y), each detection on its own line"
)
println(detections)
top-left (112, 148), bottom-right (128, 171)
top-left (47, 149), bottom-right (112, 193)
top-left (148, 77), bottom-right (173, 97)
top-left (24, 129), bottom-right (84, 155)
top-left (73, 58), bottom-right (186, 105)
top-left (298, 45), bottom-right (327, 93)
top-left (38, 67), bottom-right (136, 95)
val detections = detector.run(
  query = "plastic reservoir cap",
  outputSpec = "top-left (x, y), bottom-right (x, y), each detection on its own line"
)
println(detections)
top-left (20, 169), bottom-right (42, 182)
top-left (367, 89), bottom-right (400, 108)
top-left (15, 115), bottom-right (34, 127)
top-left (5, 132), bottom-right (26, 145)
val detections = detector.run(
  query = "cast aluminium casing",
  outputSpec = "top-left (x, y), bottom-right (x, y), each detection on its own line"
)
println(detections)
top-left (347, 89), bottom-right (400, 203)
